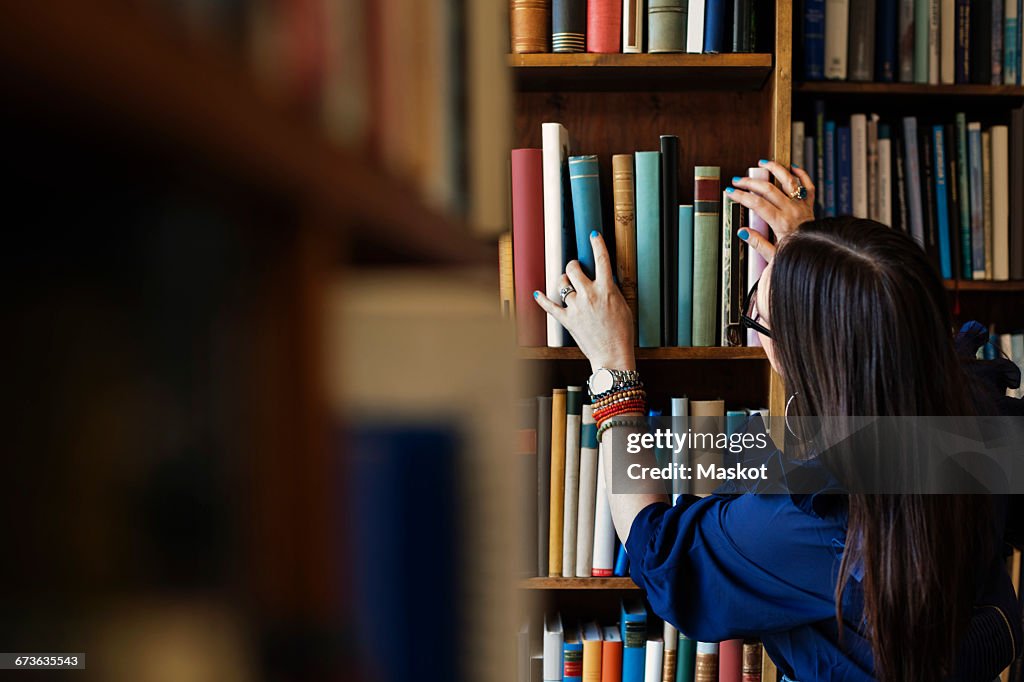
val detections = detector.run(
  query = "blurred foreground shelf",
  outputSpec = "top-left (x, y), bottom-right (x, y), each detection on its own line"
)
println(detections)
top-left (519, 346), bottom-right (769, 360)
top-left (520, 577), bottom-right (639, 590)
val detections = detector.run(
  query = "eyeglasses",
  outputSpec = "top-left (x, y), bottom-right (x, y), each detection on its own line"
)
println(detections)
top-left (740, 279), bottom-right (772, 339)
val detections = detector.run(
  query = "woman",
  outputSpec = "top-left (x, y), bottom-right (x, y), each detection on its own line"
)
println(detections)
top-left (533, 162), bottom-right (1022, 681)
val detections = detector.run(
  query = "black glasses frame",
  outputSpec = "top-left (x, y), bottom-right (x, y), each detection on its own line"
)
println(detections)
top-left (740, 279), bottom-right (772, 339)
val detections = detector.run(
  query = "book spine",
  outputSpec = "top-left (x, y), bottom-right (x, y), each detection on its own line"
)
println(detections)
top-left (544, 615), bottom-right (564, 682)
top-left (602, 638), bottom-right (624, 682)
top-left (613, 154), bottom-right (640, 330)
top-left (719, 639), bottom-right (742, 682)
top-left (921, 126), bottom-right (940, 269)
top-left (838, 125), bottom-right (853, 215)
top-left (562, 386), bottom-right (583, 577)
top-left (511, 148), bottom-right (548, 346)
top-left (914, 0), bottom-right (930, 82)
top-left (867, 115), bottom-right (879, 220)
top-left (899, 0), bottom-right (916, 82)
top-left (570, 155), bottom-right (604, 279)
top-left (582, 637), bottom-right (603, 682)
top-left (879, 126), bottom-right (894, 226)
top-left (848, 0), bottom-right (877, 81)
top-left (851, 113), bottom-right (868, 217)
top-left (895, 124), bottom-right (910, 233)
top-left (991, 125), bottom-right (1010, 279)
top-left (804, 136), bottom-right (816, 202)
top-left (1011, 107), bottom-right (1024, 279)
top-left (815, 100), bottom-right (827, 215)
top-left (825, 0), bottom-right (850, 78)
top-left (636, 151), bottom-right (662, 348)
top-left (591, 441), bottom-right (616, 575)
top-left (588, 0), bottom-right (623, 52)
top-left (704, 0), bottom-right (727, 52)
top-left (982, 129), bottom-right (994, 277)
top-left (542, 123), bottom-right (572, 346)
top-left (566, 640), bottom-right (584, 682)
top-left (993, 0), bottom-right (1005, 84)
top-left (903, 117), bottom-right (926, 245)
top-left (933, 125), bottom-right (953, 278)
top-left (793, 121), bottom-right (806, 167)
top-left (804, 0), bottom-right (826, 79)
top-left (825, 120), bottom-right (837, 215)
top-left (537, 396), bottom-right (552, 576)
top-left (945, 123), bottom-right (963, 279)
top-left (676, 635), bottom-right (696, 682)
top-left (686, 0), bottom-right (707, 52)
top-left (746, 167), bottom-right (770, 346)
top-left (622, 612), bottom-right (648, 682)
top-left (956, 113), bottom-right (973, 276)
top-left (623, 0), bottom-right (645, 52)
top-left (955, 0), bottom-right (971, 83)
top-left (693, 642), bottom-right (719, 682)
top-left (553, 0), bottom-right (586, 52)
top-left (968, 121), bottom-right (986, 277)
top-left (971, 0), bottom-right (993, 83)
top-left (649, 0), bottom-right (688, 52)
top-left (678, 205), bottom-right (695, 346)
top-left (733, 0), bottom-right (753, 52)
top-left (742, 641), bottom-right (763, 682)
top-left (928, 0), bottom-right (940, 83)
top-left (877, 0), bottom-right (899, 80)
top-left (721, 191), bottom-right (734, 347)
top-left (614, 541), bottom-right (629, 575)
top-left (512, 0), bottom-right (550, 53)
top-left (548, 389), bottom-right (567, 576)
top-left (692, 167), bottom-right (721, 347)
top-left (575, 404), bottom-right (598, 577)
top-left (661, 136), bottom-right (680, 346)
top-left (941, 0), bottom-right (956, 82)
top-left (1006, 0), bottom-right (1020, 83)
top-left (499, 232), bottom-right (515, 319)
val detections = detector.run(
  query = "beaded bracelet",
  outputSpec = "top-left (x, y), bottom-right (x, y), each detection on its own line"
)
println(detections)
top-left (593, 388), bottom-right (647, 409)
top-left (590, 380), bottom-right (644, 402)
top-left (593, 400), bottom-right (647, 423)
top-left (597, 416), bottom-right (649, 443)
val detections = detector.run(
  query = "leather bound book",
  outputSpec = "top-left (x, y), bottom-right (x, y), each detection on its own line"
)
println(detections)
top-left (692, 166), bottom-right (720, 347)
top-left (511, 0), bottom-right (550, 53)
top-left (649, 0), bottom-right (687, 52)
top-left (569, 155), bottom-right (605, 279)
top-left (719, 639), bottom-right (742, 682)
top-left (588, 0), bottom-right (623, 52)
top-left (553, 0), bottom-right (587, 52)
top-left (623, 0), bottom-right (645, 53)
top-left (613, 154), bottom-right (640, 334)
top-left (741, 641), bottom-right (763, 682)
top-left (703, 0), bottom-right (728, 53)
top-left (660, 135), bottom-right (680, 346)
top-left (661, 623), bottom-right (678, 682)
top-left (636, 151), bottom-right (663, 348)
top-left (693, 642), bottom-right (719, 682)
top-left (511, 149), bottom-right (547, 346)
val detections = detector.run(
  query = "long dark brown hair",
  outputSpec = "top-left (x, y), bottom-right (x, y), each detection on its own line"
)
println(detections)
top-left (768, 217), bottom-right (991, 681)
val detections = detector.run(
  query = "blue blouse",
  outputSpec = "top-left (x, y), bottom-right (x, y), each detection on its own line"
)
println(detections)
top-left (625, 458), bottom-right (1023, 681)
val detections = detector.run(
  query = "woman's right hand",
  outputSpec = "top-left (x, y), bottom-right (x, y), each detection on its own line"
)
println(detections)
top-left (727, 160), bottom-right (816, 253)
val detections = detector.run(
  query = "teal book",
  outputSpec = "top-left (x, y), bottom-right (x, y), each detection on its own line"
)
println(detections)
top-left (621, 598), bottom-right (648, 682)
top-left (676, 632), bottom-right (696, 682)
top-left (692, 166), bottom-right (721, 347)
top-left (569, 155), bottom-right (604, 279)
top-left (913, 0), bottom-right (929, 82)
top-left (955, 113), bottom-right (972, 278)
top-left (636, 151), bottom-right (662, 348)
top-left (677, 205), bottom-right (694, 346)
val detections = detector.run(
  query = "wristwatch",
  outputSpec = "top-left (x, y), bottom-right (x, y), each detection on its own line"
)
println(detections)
top-left (587, 367), bottom-right (642, 398)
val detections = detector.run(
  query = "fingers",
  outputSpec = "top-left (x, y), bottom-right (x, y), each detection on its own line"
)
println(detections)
top-left (565, 259), bottom-right (592, 292)
top-left (757, 159), bottom-right (799, 195)
top-left (558, 273), bottom-right (577, 306)
top-left (731, 176), bottom-right (792, 212)
top-left (533, 290), bottom-right (567, 323)
top-left (790, 165), bottom-right (817, 205)
top-left (727, 187), bottom-right (781, 226)
top-left (738, 226), bottom-right (776, 263)
top-left (590, 231), bottom-right (614, 286)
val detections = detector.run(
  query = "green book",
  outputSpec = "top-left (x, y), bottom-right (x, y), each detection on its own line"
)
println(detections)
top-left (692, 166), bottom-right (721, 347)
top-left (636, 151), bottom-right (662, 348)
top-left (676, 632), bottom-right (696, 682)
top-left (677, 205), bottom-right (694, 346)
top-left (913, 0), bottom-right (929, 83)
top-left (955, 113), bottom-right (972, 279)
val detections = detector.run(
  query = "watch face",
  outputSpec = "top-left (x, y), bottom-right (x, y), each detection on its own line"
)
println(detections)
top-left (589, 369), bottom-right (614, 395)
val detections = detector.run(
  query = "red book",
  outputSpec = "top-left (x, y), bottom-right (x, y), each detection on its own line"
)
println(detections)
top-left (718, 639), bottom-right (743, 682)
top-left (511, 149), bottom-right (547, 346)
top-left (587, 0), bottom-right (622, 52)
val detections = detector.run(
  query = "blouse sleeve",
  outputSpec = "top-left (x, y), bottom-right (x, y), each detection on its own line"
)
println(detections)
top-left (625, 493), bottom-right (843, 642)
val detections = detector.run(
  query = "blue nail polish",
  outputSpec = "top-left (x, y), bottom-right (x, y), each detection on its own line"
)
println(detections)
top-left (738, 228), bottom-right (750, 240)
top-left (591, 230), bottom-right (599, 238)
top-left (725, 187), bottom-right (735, 193)
top-left (759, 159), bottom-right (769, 165)
top-left (792, 162), bottom-right (800, 169)
top-left (533, 291), bottom-right (540, 298)
top-left (732, 176), bottom-right (743, 184)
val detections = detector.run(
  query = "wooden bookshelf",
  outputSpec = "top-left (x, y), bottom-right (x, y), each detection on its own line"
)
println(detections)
top-left (520, 577), bottom-right (639, 590)
top-left (794, 81), bottom-right (1024, 98)
top-left (519, 346), bottom-right (769, 360)
top-left (943, 280), bottom-right (1024, 292)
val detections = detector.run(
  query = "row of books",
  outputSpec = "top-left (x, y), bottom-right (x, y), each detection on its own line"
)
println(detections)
top-left (522, 605), bottom-right (765, 682)
top-left (510, 0), bottom-right (771, 54)
top-left (508, 123), bottom-right (771, 348)
top-left (791, 105), bottom-right (1024, 280)
top-left (799, 0), bottom-right (1024, 84)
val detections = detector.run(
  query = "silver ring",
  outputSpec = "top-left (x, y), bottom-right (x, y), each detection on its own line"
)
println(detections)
top-left (559, 285), bottom-right (576, 305)
top-left (789, 185), bottom-right (808, 201)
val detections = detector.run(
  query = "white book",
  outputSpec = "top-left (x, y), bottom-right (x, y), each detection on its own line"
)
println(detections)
top-left (991, 125), bottom-right (1010, 280)
top-left (542, 123), bottom-right (571, 347)
top-left (644, 637), bottom-right (665, 682)
top-left (562, 386), bottom-right (583, 577)
top-left (824, 0), bottom-right (850, 79)
top-left (575, 404), bottom-right (599, 577)
top-left (851, 114), bottom-right (869, 218)
top-left (804, 136), bottom-right (815, 190)
top-left (928, 0), bottom-right (940, 84)
top-left (543, 613), bottom-right (564, 682)
top-left (623, 0), bottom-right (644, 53)
top-left (878, 137), bottom-right (893, 227)
top-left (792, 121), bottom-right (806, 168)
top-left (940, 0), bottom-right (955, 83)
top-left (671, 397), bottom-right (689, 501)
top-left (591, 441), bottom-right (617, 576)
top-left (686, 0), bottom-right (706, 53)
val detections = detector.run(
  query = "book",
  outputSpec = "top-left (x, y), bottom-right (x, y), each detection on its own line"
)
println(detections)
top-left (570, 155), bottom-right (605, 279)
top-left (613, 155), bottom-right (640, 329)
top-left (805, 136), bottom-right (816, 198)
top-left (945, 122), bottom-right (964, 279)
top-left (792, 121), bottom-right (806, 167)
top-left (993, 0), bottom-right (1005, 84)
top-left (512, 0), bottom-right (550, 52)
top-left (562, 386), bottom-right (583, 577)
top-left (519, 621), bottom-right (531, 682)
top-left (500, 231), bottom-right (515, 319)
top-left (850, 113), bottom-right (868, 218)
top-left (992, 124), bottom-right (1010, 279)
top-left (968, 121), bottom-right (986, 277)
top-left (592, 439), bottom-right (617, 576)
top-left (955, 0), bottom-right (971, 83)
top-left (825, 0), bottom-right (850, 79)
top-left (903, 116), bottom-right (926, 246)
top-left (721, 190), bottom-right (736, 346)
top-left (649, 0), bottom-right (688, 52)
top-left (589, 0), bottom-right (623, 52)
top-left (1006, 0), bottom-right (1020, 84)
top-left (518, 400), bottom-right (539, 577)
top-left (621, 599), bottom-right (648, 682)
top-left (867, 114), bottom-right (879, 220)
top-left (662, 623), bottom-right (678, 682)
top-left (914, 0), bottom-right (930, 82)
top-left (694, 642), bottom-right (719, 682)
top-left (719, 639), bottom-right (742, 682)
top-left (956, 113), bottom-right (973, 277)
top-left (671, 397), bottom-right (689, 500)
top-left (722, 192), bottom-right (746, 347)
top-left (733, 0), bottom-right (755, 52)
top-left (537, 396), bottom-right (552, 576)
top-left (644, 637), bottom-right (664, 682)
top-left (511, 148), bottom-right (547, 346)
top-left (623, 0), bottom-right (645, 53)
top-left (894, 122), bottom-right (910, 233)
top-left (921, 125), bottom-right (939, 267)
top-left (676, 634), bottom-right (696, 682)
top-left (899, 0), bottom-right (916, 82)
top-left (879, 123), bottom-right (894, 227)
top-left (661, 136), bottom-right (680, 346)
top-left (837, 125), bottom-right (852, 215)
top-left (933, 125), bottom-right (953, 279)
top-left (941, 0), bottom-right (956, 82)
top-left (615, 541), bottom-right (630, 575)
top-left (928, 0), bottom-right (940, 83)
top-left (575, 404), bottom-right (599, 577)
top-left (825, 120), bottom-right (837, 216)
top-left (553, 0), bottom-right (586, 52)
top-left (692, 167), bottom-right (721, 347)
top-left (877, 0), bottom-right (899, 80)
top-left (544, 613), bottom-right (565, 682)
top-left (982, 129), bottom-right (994, 277)
top-left (565, 624), bottom-right (584, 682)
top-left (542, 122), bottom-right (574, 346)
top-left (549, 388), bottom-right (567, 576)
top-left (704, 0), bottom-right (728, 52)
top-left (582, 622), bottom-right (604, 682)
top-left (742, 641), bottom-right (763, 682)
top-left (690, 399), bottom-right (725, 495)
top-left (602, 626), bottom-right (624, 682)
top-left (971, 0), bottom-right (993, 83)
top-left (815, 100), bottom-right (827, 215)
top-left (678, 205), bottom-right (695, 346)
top-left (1011, 107), bottom-right (1023, 280)
top-left (804, 0), bottom-right (826, 79)
top-left (636, 151), bottom-right (662, 348)
top-left (848, 0), bottom-right (877, 81)
top-left (687, 0), bottom-right (707, 53)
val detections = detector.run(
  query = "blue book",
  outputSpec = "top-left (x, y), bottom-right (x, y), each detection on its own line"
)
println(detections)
top-left (563, 624), bottom-right (583, 682)
top-left (825, 120), bottom-right (837, 217)
top-left (614, 541), bottom-right (629, 576)
top-left (704, 0), bottom-right (728, 53)
top-left (967, 122), bottom-right (986, 277)
top-left (1006, 2), bottom-right (1020, 84)
top-left (837, 125), bottom-right (853, 215)
top-left (804, 0), bottom-right (826, 79)
top-left (932, 125), bottom-right (953, 279)
top-left (636, 152), bottom-right (662, 348)
top-left (621, 598), bottom-right (648, 682)
top-left (569, 155), bottom-right (604, 279)
top-left (984, 334), bottom-right (999, 360)
top-left (876, 0), bottom-right (898, 81)
top-left (902, 117), bottom-right (925, 247)
top-left (955, 0), bottom-right (971, 83)
top-left (677, 205), bottom-right (694, 346)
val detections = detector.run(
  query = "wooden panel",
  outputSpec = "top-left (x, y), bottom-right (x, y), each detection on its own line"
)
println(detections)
top-left (519, 347), bottom-right (769, 360)
top-left (943, 280), bottom-right (1024, 292)
top-left (770, 0), bottom-right (793, 164)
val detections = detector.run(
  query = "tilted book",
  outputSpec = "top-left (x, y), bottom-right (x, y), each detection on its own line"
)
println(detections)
top-left (511, 148), bottom-right (548, 346)
top-left (692, 166), bottom-right (721, 347)
top-left (678, 205), bottom-right (695, 346)
top-left (592, 440), bottom-right (617, 576)
top-left (562, 386), bottom-right (583, 577)
top-left (588, 0), bottom-right (623, 52)
top-left (613, 154), bottom-right (640, 331)
top-left (636, 151), bottom-right (662, 347)
top-left (548, 388), bottom-right (567, 576)
top-left (553, 0), bottom-right (586, 52)
top-left (570, 155), bottom-right (605, 279)
top-left (542, 122), bottom-right (575, 346)
top-left (511, 0), bottom-right (549, 53)
top-left (623, 0), bottom-right (645, 53)
top-left (575, 404), bottom-right (599, 577)
top-left (661, 135), bottom-right (680, 345)
top-left (648, 0), bottom-right (687, 52)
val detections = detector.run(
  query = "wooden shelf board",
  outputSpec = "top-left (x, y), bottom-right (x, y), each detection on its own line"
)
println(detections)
top-left (510, 53), bottom-right (774, 91)
top-left (0, 0), bottom-right (488, 265)
top-left (943, 279), bottom-right (1024, 292)
top-left (519, 346), bottom-right (769, 360)
top-left (794, 81), bottom-right (1024, 98)
top-left (520, 577), bottom-right (639, 590)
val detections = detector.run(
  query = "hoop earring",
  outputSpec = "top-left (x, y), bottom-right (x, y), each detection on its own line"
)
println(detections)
top-left (784, 391), bottom-right (803, 441)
